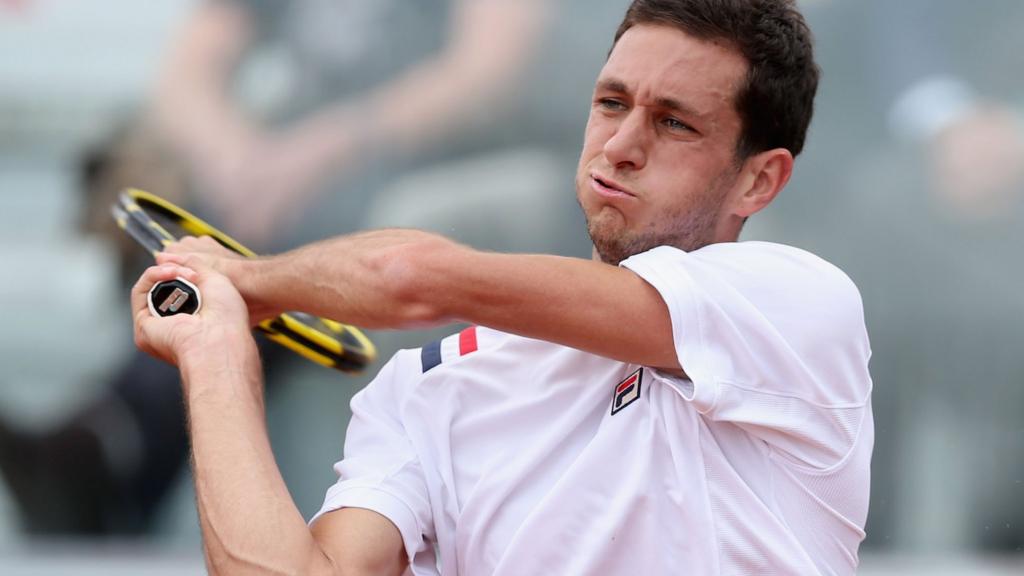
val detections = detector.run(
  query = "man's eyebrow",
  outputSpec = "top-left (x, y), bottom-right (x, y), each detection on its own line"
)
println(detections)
top-left (653, 96), bottom-right (705, 119)
top-left (595, 77), bottom-right (706, 118)
top-left (596, 78), bottom-right (630, 94)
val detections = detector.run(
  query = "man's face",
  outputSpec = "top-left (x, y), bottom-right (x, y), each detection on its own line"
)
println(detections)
top-left (576, 24), bottom-right (749, 264)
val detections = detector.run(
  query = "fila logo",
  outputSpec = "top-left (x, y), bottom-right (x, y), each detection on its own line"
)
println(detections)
top-left (611, 368), bottom-right (643, 415)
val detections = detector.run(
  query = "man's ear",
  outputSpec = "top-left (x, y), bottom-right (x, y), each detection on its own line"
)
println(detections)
top-left (731, 148), bottom-right (794, 218)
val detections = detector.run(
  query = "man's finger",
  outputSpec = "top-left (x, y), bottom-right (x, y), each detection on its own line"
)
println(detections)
top-left (156, 251), bottom-right (187, 266)
top-left (161, 235), bottom-right (237, 261)
top-left (131, 264), bottom-right (202, 364)
top-left (132, 264), bottom-right (200, 317)
top-left (156, 251), bottom-right (218, 275)
top-left (162, 236), bottom-right (204, 255)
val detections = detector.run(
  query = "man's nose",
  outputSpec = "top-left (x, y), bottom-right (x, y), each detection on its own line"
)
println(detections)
top-left (603, 111), bottom-right (648, 170)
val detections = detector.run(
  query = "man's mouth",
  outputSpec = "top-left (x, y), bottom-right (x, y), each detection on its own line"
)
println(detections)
top-left (590, 174), bottom-right (636, 199)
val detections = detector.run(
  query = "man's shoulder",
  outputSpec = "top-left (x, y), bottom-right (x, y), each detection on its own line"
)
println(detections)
top-left (710, 241), bottom-right (866, 327)
top-left (628, 240), bottom-right (839, 268)
top-left (714, 241), bottom-right (859, 295)
top-left (683, 240), bottom-right (841, 273)
top-left (625, 241), bottom-right (868, 360)
top-left (626, 241), bottom-right (862, 305)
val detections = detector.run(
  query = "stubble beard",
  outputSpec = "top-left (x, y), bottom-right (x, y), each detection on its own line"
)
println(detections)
top-left (583, 174), bottom-right (731, 266)
top-left (587, 203), bottom-right (719, 265)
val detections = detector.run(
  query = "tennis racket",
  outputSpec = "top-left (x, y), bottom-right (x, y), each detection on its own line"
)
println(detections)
top-left (112, 187), bottom-right (376, 373)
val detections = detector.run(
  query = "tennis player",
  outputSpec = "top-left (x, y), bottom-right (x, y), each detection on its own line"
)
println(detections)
top-left (132, 0), bottom-right (872, 573)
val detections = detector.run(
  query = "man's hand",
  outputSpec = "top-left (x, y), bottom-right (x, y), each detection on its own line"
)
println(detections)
top-left (159, 236), bottom-right (283, 326)
top-left (131, 257), bottom-right (255, 373)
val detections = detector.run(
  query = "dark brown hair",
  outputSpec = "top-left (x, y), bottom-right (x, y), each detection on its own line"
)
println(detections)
top-left (613, 0), bottom-right (819, 158)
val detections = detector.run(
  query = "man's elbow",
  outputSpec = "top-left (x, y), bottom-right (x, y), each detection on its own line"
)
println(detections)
top-left (204, 542), bottom-right (338, 576)
top-left (368, 234), bottom-right (458, 327)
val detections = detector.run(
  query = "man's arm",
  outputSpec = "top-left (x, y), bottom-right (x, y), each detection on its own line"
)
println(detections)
top-left (132, 262), bottom-right (407, 575)
top-left (162, 229), bottom-right (682, 373)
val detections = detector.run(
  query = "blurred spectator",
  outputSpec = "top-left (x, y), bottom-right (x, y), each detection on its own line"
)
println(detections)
top-left (793, 0), bottom-right (1024, 553)
top-left (152, 0), bottom-right (550, 251)
top-left (0, 0), bottom-right (554, 535)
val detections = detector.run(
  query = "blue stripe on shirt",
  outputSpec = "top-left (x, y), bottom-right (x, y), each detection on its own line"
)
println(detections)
top-left (421, 339), bottom-right (442, 373)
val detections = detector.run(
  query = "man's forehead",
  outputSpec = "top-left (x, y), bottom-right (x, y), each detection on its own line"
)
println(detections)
top-left (601, 25), bottom-right (747, 114)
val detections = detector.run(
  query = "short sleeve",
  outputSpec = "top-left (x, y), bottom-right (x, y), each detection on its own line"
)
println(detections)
top-left (621, 242), bottom-right (873, 469)
top-left (311, 352), bottom-right (436, 571)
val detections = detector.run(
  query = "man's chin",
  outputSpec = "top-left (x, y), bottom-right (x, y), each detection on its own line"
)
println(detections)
top-left (589, 231), bottom-right (639, 266)
top-left (585, 210), bottom-right (654, 264)
top-left (590, 226), bottom-right (715, 264)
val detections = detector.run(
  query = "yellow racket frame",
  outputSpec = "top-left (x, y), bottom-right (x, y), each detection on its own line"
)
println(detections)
top-left (112, 188), bottom-right (376, 373)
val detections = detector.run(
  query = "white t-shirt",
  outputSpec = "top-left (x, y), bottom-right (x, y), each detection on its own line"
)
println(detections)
top-left (313, 241), bottom-right (873, 575)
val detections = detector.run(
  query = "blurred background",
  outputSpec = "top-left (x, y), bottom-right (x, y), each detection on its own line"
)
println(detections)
top-left (0, 0), bottom-right (1022, 573)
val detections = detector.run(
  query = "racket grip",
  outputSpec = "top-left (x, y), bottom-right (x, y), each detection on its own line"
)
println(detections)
top-left (148, 277), bottom-right (202, 317)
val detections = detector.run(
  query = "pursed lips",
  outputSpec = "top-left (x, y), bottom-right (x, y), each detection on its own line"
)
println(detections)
top-left (590, 174), bottom-right (637, 200)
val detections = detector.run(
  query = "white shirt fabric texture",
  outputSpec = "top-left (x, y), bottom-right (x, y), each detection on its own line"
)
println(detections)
top-left (313, 241), bottom-right (874, 575)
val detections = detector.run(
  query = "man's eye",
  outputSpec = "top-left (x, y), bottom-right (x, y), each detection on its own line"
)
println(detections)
top-left (598, 98), bottom-right (626, 111)
top-left (662, 117), bottom-right (692, 132)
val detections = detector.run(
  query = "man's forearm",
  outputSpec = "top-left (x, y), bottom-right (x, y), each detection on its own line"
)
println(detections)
top-left (226, 228), bottom-right (680, 370)
top-left (181, 332), bottom-right (334, 575)
top-left (231, 229), bottom-right (456, 329)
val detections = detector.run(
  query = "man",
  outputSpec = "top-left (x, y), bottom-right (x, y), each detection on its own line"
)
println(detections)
top-left (132, 0), bottom-right (872, 573)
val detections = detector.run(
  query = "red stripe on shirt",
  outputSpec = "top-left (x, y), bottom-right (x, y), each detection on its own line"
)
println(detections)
top-left (459, 326), bottom-right (478, 356)
top-left (616, 373), bottom-right (639, 394)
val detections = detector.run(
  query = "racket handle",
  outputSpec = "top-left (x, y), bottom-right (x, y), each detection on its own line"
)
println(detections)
top-left (148, 277), bottom-right (202, 317)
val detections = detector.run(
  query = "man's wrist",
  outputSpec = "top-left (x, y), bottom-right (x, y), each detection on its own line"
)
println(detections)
top-left (225, 256), bottom-right (280, 320)
top-left (223, 256), bottom-right (256, 294)
top-left (179, 327), bottom-right (262, 394)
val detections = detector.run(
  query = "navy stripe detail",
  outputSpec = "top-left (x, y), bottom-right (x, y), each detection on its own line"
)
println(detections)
top-left (421, 340), bottom-right (442, 373)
